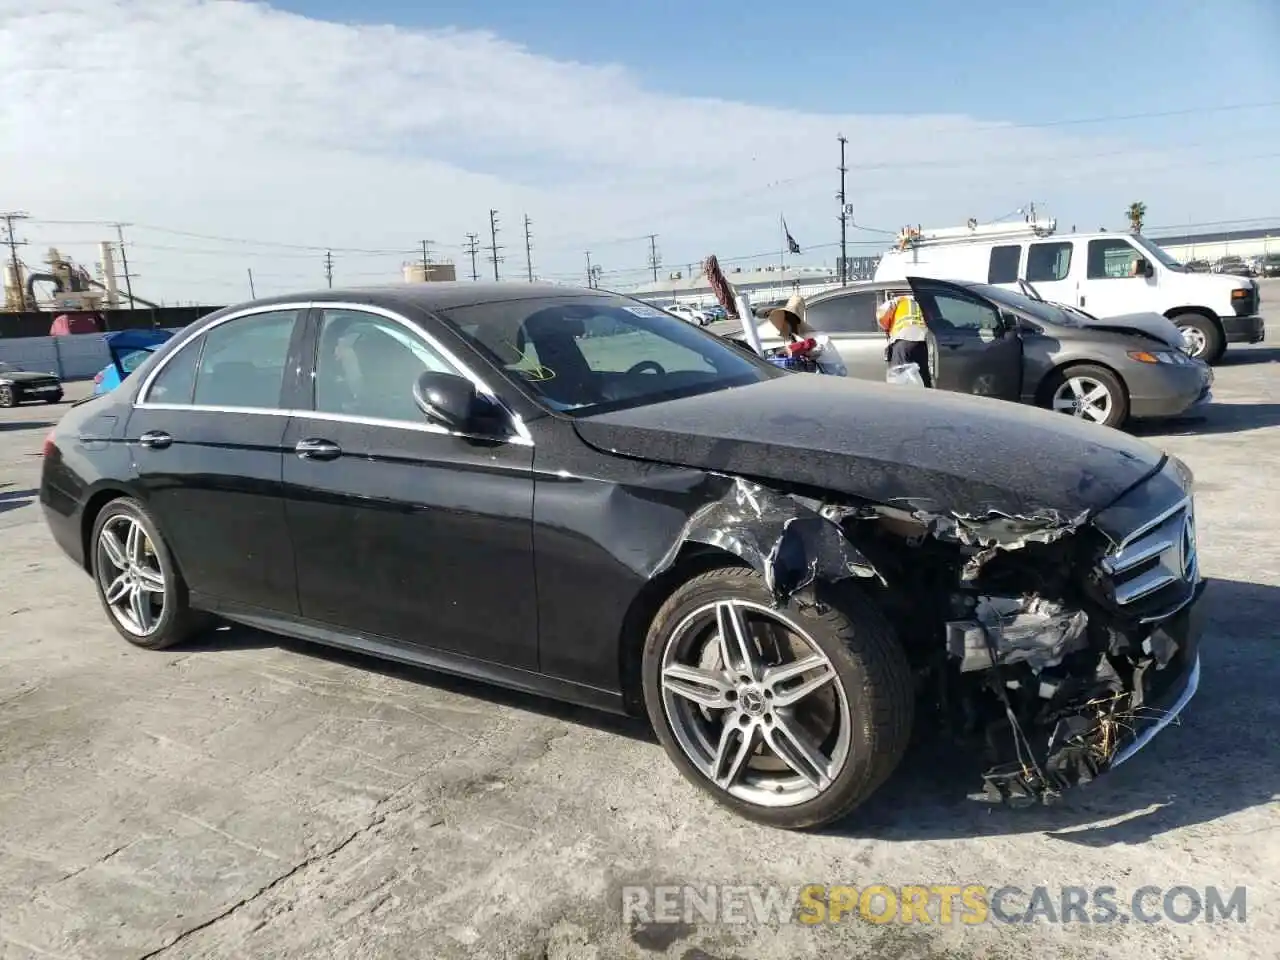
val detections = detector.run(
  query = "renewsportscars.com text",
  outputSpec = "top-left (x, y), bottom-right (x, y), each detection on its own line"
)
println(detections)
top-left (620, 884), bottom-right (1247, 927)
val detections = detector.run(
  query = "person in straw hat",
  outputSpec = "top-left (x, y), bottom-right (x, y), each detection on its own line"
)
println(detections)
top-left (763, 294), bottom-right (846, 376)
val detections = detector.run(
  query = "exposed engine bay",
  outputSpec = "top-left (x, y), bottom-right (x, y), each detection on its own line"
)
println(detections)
top-left (659, 474), bottom-right (1201, 806)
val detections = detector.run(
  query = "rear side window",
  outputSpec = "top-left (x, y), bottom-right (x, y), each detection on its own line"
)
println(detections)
top-left (988, 245), bottom-right (1021, 283)
top-left (1027, 242), bottom-right (1073, 282)
top-left (805, 293), bottom-right (878, 333)
top-left (145, 340), bottom-right (200, 404)
top-left (146, 310), bottom-right (300, 408)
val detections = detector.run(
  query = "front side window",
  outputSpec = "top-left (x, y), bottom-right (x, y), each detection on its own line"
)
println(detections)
top-left (442, 294), bottom-right (775, 415)
top-left (1027, 242), bottom-right (1073, 282)
top-left (1087, 239), bottom-right (1141, 280)
top-left (988, 245), bottom-right (1021, 283)
top-left (919, 290), bottom-right (1003, 333)
top-left (312, 309), bottom-right (458, 424)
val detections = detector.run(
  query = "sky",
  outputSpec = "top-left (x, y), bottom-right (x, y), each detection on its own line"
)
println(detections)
top-left (2, 0), bottom-right (1279, 304)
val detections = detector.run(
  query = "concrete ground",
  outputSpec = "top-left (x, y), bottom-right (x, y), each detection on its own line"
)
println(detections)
top-left (1, 306), bottom-right (1278, 960)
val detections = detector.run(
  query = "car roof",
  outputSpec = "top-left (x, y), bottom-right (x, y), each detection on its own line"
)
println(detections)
top-left (218, 282), bottom-right (615, 316)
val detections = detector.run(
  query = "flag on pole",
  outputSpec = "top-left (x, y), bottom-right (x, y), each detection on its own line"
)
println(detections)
top-left (782, 217), bottom-right (801, 255)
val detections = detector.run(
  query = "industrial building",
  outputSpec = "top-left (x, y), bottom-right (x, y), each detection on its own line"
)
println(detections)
top-left (1149, 225), bottom-right (1280, 262)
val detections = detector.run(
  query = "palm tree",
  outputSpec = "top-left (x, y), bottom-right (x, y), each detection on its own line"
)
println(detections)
top-left (1127, 202), bottom-right (1147, 234)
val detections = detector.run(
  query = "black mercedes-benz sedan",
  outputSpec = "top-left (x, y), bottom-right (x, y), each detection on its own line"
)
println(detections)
top-left (40, 282), bottom-right (1204, 829)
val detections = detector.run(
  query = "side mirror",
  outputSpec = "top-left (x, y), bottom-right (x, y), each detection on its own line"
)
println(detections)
top-left (1135, 257), bottom-right (1155, 278)
top-left (999, 309), bottom-right (1021, 332)
top-left (412, 371), bottom-right (509, 436)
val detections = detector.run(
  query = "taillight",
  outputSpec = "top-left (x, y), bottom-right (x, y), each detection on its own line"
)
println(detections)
top-left (42, 431), bottom-right (56, 458)
top-left (93, 372), bottom-right (104, 384)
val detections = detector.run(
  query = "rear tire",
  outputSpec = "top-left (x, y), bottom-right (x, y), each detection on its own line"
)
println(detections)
top-left (89, 498), bottom-right (207, 650)
top-left (1042, 363), bottom-right (1129, 429)
top-left (641, 567), bottom-right (913, 830)
top-left (1171, 312), bottom-right (1224, 364)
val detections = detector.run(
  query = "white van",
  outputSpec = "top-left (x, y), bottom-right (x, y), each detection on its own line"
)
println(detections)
top-left (874, 220), bottom-right (1265, 362)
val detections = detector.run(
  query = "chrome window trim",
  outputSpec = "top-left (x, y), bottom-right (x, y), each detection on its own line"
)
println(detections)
top-left (133, 300), bottom-right (534, 447)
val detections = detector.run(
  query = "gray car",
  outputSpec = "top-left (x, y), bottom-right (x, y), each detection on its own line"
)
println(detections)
top-left (710, 277), bottom-right (1213, 430)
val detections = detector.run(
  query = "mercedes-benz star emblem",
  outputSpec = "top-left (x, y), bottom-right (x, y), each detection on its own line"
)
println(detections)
top-left (740, 689), bottom-right (765, 716)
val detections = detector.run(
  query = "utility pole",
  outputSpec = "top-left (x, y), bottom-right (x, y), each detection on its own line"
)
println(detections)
top-left (487, 209), bottom-right (503, 281)
top-left (1, 211), bottom-right (29, 310)
top-left (837, 134), bottom-right (849, 286)
top-left (419, 239), bottom-right (432, 276)
top-left (464, 233), bottom-right (480, 281)
top-left (647, 234), bottom-right (661, 283)
top-left (324, 250), bottom-right (334, 288)
top-left (113, 223), bottom-right (138, 309)
top-left (585, 251), bottom-right (594, 289)
top-left (247, 268), bottom-right (256, 299)
top-left (523, 215), bottom-right (534, 282)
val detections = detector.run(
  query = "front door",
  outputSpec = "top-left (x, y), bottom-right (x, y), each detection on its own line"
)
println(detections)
top-left (282, 306), bottom-right (539, 669)
top-left (125, 307), bottom-right (306, 613)
top-left (1078, 237), bottom-right (1155, 317)
top-left (907, 278), bottom-right (1023, 401)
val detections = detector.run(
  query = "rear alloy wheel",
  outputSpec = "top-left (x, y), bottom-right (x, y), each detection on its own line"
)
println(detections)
top-left (642, 567), bottom-right (913, 830)
top-left (1171, 313), bottom-right (1223, 364)
top-left (0, 385), bottom-right (14, 407)
top-left (90, 498), bottom-right (205, 650)
top-left (1045, 364), bottom-right (1128, 429)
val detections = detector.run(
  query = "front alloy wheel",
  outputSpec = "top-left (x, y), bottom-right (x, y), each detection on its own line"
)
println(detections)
top-left (660, 598), bottom-right (851, 808)
top-left (1045, 363), bottom-right (1128, 428)
top-left (642, 567), bottom-right (913, 829)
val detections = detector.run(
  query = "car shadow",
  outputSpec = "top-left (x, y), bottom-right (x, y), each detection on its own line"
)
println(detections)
top-left (170, 577), bottom-right (1275, 831)
top-left (1132, 403), bottom-right (1280, 437)
top-left (176, 622), bottom-right (656, 744)
top-left (822, 576), bottom-right (1277, 843)
top-left (1215, 345), bottom-right (1280, 366)
top-left (0, 486), bottom-right (37, 515)
top-left (0, 419), bottom-right (55, 433)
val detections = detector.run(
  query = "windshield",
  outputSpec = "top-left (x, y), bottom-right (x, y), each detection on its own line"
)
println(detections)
top-left (1130, 234), bottom-right (1185, 272)
top-left (953, 281), bottom-right (1089, 327)
top-left (440, 294), bottom-right (779, 416)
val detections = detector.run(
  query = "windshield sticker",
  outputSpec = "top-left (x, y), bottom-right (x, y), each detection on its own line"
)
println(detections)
top-left (622, 304), bottom-right (668, 318)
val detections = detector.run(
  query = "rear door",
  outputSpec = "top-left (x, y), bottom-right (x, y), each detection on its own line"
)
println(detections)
top-left (906, 278), bottom-right (1023, 401)
top-left (125, 307), bottom-right (306, 613)
top-left (802, 292), bottom-right (886, 379)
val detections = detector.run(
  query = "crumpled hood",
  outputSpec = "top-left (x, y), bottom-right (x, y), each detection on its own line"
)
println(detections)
top-left (1078, 310), bottom-right (1186, 349)
top-left (573, 375), bottom-right (1167, 518)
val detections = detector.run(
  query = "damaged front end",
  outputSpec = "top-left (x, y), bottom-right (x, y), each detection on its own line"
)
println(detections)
top-left (660, 458), bottom-right (1204, 807)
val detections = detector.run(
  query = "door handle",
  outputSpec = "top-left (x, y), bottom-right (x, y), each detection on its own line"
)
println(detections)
top-left (295, 438), bottom-right (342, 461)
top-left (138, 430), bottom-right (172, 450)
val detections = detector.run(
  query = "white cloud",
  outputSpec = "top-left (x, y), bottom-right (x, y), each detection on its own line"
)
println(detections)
top-left (1, 0), bottom-right (1274, 303)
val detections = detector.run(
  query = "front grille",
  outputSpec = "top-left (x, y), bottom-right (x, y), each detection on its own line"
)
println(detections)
top-left (1100, 497), bottom-right (1198, 622)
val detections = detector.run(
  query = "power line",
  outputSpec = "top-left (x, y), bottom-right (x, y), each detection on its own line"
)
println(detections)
top-left (523, 215), bottom-right (534, 282)
top-left (837, 134), bottom-right (848, 286)
top-left (464, 232), bottom-right (480, 282)
top-left (646, 234), bottom-right (661, 282)
top-left (1, 211), bottom-right (30, 310)
top-left (324, 250), bottom-right (334, 288)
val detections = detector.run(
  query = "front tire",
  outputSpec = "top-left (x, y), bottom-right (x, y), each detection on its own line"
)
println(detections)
top-left (1171, 312), bottom-right (1224, 364)
top-left (90, 498), bottom-right (205, 650)
top-left (641, 567), bottom-right (913, 830)
top-left (0, 385), bottom-right (15, 407)
top-left (1043, 363), bottom-right (1129, 429)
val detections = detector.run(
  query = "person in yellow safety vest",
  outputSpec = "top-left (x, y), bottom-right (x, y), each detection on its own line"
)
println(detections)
top-left (877, 293), bottom-right (933, 387)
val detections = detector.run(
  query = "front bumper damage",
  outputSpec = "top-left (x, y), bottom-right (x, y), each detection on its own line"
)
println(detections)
top-left (652, 458), bottom-right (1204, 807)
